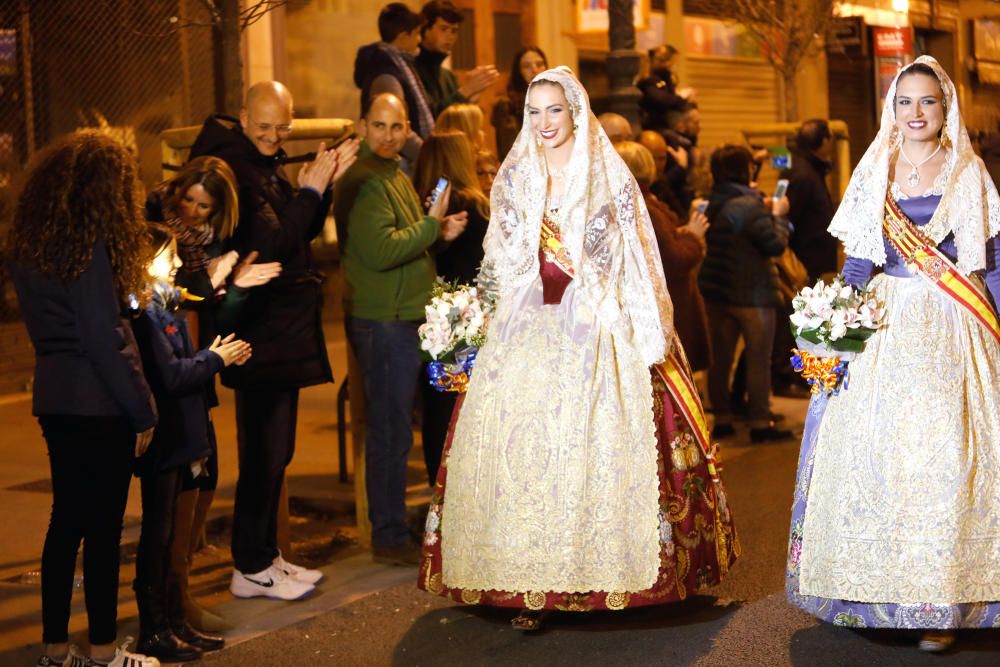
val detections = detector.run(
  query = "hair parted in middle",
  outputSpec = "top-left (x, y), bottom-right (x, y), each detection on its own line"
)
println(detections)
top-left (412, 130), bottom-right (490, 220)
top-left (159, 155), bottom-right (239, 241)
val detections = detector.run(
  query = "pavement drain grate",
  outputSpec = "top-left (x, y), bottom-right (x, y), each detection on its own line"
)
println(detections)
top-left (5, 478), bottom-right (52, 493)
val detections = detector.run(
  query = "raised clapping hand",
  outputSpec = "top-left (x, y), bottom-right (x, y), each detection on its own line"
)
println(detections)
top-left (231, 251), bottom-right (282, 288)
top-left (459, 65), bottom-right (500, 101)
top-left (207, 250), bottom-right (239, 289)
top-left (332, 136), bottom-right (360, 184)
top-left (666, 144), bottom-right (688, 170)
top-left (209, 333), bottom-right (252, 367)
top-left (298, 141), bottom-right (339, 192)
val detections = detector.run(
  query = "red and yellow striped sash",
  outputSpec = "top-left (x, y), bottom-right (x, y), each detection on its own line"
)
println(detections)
top-left (883, 194), bottom-right (1000, 347)
top-left (654, 352), bottom-right (719, 483)
top-left (539, 214), bottom-right (575, 278)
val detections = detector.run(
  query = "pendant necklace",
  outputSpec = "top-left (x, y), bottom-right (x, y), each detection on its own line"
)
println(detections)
top-left (899, 142), bottom-right (942, 189)
top-left (546, 158), bottom-right (568, 181)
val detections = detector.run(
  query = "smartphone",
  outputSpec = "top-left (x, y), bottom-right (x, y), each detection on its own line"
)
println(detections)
top-left (695, 200), bottom-right (709, 215)
top-left (773, 178), bottom-right (789, 200)
top-left (427, 176), bottom-right (450, 210)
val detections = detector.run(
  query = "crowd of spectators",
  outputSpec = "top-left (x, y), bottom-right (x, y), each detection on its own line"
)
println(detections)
top-left (4, 13), bottom-right (841, 665)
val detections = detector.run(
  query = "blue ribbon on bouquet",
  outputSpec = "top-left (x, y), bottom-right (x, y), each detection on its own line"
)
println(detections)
top-left (427, 348), bottom-right (478, 393)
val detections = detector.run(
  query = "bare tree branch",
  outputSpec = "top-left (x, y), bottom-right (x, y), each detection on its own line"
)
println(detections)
top-left (698, 0), bottom-right (836, 120)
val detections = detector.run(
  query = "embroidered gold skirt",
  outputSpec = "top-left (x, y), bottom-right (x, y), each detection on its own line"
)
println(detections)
top-left (799, 273), bottom-right (1000, 604)
top-left (418, 279), bottom-right (738, 610)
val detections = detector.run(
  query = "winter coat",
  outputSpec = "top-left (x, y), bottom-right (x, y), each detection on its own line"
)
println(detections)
top-left (8, 242), bottom-right (156, 432)
top-left (644, 192), bottom-right (711, 372)
top-left (699, 182), bottom-right (789, 308)
top-left (188, 114), bottom-right (333, 390)
top-left (414, 47), bottom-right (467, 117)
top-left (784, 151), bottom-right (839, 280)
top-left (638, 68), bottom-right (687, 133)
top-left (132, 288), bottom-right (223, 476)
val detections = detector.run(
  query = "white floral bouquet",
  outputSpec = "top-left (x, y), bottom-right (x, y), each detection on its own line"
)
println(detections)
top-left (418, 278), bottom-right (495, 392)
top-left (789, 276), bottom-right (886, 394)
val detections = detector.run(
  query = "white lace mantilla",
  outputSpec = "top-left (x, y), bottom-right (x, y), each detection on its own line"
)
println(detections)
top-left (482, 67), bottom-right (673, 366)
top-left (828, 56), bottom-right (1000, 274)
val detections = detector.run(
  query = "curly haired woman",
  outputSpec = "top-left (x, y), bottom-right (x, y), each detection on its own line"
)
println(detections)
top-left (7, 131), bottom-right (160, 667)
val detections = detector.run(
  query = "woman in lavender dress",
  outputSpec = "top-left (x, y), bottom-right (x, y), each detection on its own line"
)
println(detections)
top-left (786, 57), bottom-right (1000, 652)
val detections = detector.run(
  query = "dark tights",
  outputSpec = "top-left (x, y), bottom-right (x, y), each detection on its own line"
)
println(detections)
top-left (39, 415), bottom-right (134, 646)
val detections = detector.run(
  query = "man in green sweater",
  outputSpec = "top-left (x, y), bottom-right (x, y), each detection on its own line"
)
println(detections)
top-left (335, 92), bottom-right (466, 565)
top-left (415, 0), bottom-right (499, 116)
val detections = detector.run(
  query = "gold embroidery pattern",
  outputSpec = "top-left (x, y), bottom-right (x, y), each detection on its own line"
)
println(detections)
top-left (524, 591), bottom-right (547, 610)
top-left (461, 589), bottom-right (483, 605)
top-left (605, 592), bottom-right (630, 610)
top-left (440, 294), bottom-right (661, 593)
top-left (800, 274), bottom-right (1000, 603)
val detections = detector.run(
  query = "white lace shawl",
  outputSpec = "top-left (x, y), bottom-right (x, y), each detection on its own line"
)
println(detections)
top-left (828, 56), bottom-right (1000, 275)
top-left (481, 67), bottom-right (673, 366)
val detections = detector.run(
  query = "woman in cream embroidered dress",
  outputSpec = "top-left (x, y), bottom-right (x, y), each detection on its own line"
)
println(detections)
top-left (418, 67), bottom-right (739, 629)
top-left (786, 57), bottom-right (1000, 652)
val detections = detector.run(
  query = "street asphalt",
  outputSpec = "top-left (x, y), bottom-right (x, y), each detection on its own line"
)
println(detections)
top-left (1, 308), bottom-right (997, 665)
top-left (198, 396), bottom-right (1000, 667)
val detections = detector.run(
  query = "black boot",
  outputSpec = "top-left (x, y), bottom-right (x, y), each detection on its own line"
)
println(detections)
top-left (167, 574), bottom-right (225, 652)
top-left (135, 582), bottom-right (203, 663)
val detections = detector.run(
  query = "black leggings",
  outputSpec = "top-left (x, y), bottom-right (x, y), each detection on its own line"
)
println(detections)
top-left (135, 467), bottom-right (182, 593)
top-left (39, 415), bottom-right (134, 646)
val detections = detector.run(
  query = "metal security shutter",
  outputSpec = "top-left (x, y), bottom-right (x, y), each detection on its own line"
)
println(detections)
top-left (687, 56), bottom-right (782, 152)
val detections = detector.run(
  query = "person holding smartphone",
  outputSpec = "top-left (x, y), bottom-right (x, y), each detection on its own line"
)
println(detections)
top-left (698, 144), bottom-right (792, 443)
top-left (334, 93), bottom-right (467, 566)
top-left (412, 130), bottom-right (490, 485)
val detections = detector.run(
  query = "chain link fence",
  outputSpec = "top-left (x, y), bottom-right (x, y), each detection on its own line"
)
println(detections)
top-left (1, 0), bottom-right (220, 320)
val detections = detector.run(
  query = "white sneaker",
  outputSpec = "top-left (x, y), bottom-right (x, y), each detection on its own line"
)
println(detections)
top-left (94, 637), bottom-right (160, 667)
top-left (36, 644), bottom-right (87, 666)
top-left (229, 564), bottom-right (314, 601)
top-left (273, 552), bottom-right (324, 585)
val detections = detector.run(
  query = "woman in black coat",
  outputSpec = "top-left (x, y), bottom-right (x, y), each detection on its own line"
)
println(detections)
top-left (7, 131), bottom-right (159, 667)
top-left (699, 145), bottom-right (791, 443)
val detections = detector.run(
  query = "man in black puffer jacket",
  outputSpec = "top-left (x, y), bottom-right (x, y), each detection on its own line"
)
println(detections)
top-left (699, 145), bottom-right (792, 444)
top-left (188, 81), bottom-right (358, 601)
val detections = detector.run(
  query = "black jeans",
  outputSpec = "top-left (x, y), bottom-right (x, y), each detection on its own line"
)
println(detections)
top-left (231, 388), bottom-right (298, 574)
top-left (345, 316), bottom-right (422, 548)
top-left (135, 466), bottom-right (182, 592)
top-left (39, 415), bottom-right (134, 646)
